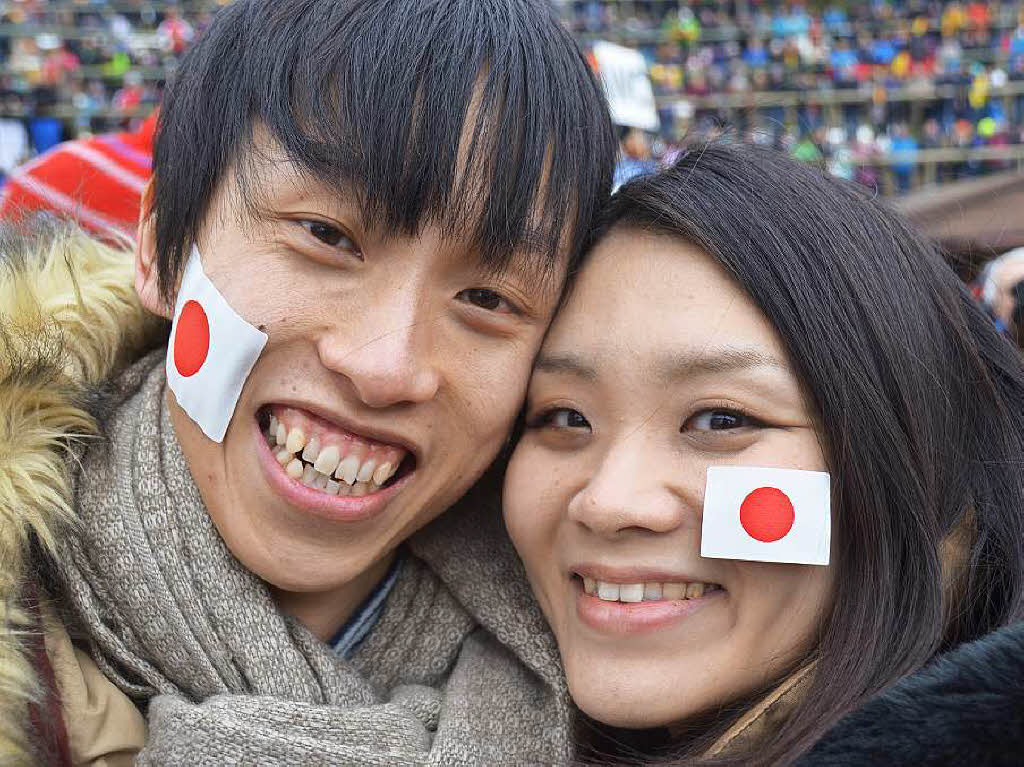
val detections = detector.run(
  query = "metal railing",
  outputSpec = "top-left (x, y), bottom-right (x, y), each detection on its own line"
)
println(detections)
top-left (674, 80), bottom-right (1024, 111)
top-left (846, 145), bottom-right (1024, 194)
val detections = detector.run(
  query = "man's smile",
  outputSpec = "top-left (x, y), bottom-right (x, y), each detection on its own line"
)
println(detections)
top-left (256, 404), bottom-right (417, 522)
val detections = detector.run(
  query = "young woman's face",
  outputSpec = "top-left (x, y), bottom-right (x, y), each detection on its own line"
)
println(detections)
top-left (504, 227), bottom-right (834, 729)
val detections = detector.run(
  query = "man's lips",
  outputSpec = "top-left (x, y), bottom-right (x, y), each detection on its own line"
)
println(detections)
top-left (264, 404), bottom-right (411, 492)
top-left (261, 399), bottom-right (420, 459)
top-left (255, 414), bottom-right (413, 523)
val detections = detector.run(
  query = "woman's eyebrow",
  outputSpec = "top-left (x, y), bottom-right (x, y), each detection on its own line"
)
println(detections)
top-left (533, 346), bottom-right (787, 384)
top-left (656, 346), bottom-right (788, 381)
top-left (533, 353), bottom-right (599, 382)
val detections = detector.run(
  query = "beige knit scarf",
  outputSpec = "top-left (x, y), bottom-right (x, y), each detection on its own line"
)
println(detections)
top-left (56, 352), bottom-right (572, 765)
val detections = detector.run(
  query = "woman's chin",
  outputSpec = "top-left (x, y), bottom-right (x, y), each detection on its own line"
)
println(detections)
top-left (576, 697), bottom-right (685, 731)
top-left (567, 672), bottom-right (701, 731)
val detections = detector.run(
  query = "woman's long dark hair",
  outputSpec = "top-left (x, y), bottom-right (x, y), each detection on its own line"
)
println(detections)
top-left (593, 143), bottom-right (1024, 765)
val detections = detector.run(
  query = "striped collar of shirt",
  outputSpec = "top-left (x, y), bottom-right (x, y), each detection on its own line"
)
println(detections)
top-left (329, 553), bottom-right (403, 659)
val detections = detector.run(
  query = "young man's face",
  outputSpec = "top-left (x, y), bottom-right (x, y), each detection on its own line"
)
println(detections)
top-left (138, 146), bottom-right (567, 617)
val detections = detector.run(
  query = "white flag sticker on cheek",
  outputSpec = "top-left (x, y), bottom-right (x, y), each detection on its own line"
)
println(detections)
top-left (700, 466), bottom-right (831, 566)
top-left (165, 246), bottom-right (268, 443)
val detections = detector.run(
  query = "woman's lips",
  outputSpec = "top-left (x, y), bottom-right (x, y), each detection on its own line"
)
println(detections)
top-left (575, 579), bottom-right (724, 635)
top-left (255, 416), bottom-right (411, 523)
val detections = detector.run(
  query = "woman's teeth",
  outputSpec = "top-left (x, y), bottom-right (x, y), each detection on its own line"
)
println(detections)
top-left (583, 577), bottom-right (721, 603)
top-left (265, 414), bottom-right (402, 496)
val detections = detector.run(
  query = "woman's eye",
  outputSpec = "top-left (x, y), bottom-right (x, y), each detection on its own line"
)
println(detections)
top-left (533, 408), bottom-right (591, 431)
top-left (456, 288), bottom-right (516, 314)
top-left (299, 220), bottom-right (357, 252)
top-left (686, 409), bottom-right (756, 432)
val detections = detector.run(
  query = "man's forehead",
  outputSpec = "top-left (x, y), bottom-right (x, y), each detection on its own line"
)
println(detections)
top-left (232, 140), bottom-right (568, 290)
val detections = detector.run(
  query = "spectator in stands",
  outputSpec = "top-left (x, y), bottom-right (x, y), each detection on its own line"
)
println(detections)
top-left (976, 247), bottom-right (1024, 338)
top-left (891, 122), bottom-right (920, 192)
top-left (614, 127), bottom-right (658, 189)
top-left (157, 7), bottom-right (195, 55)
top-left (0, 94), bottom-right (29, 183)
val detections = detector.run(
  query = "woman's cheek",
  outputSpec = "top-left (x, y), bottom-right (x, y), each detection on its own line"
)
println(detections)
top-left (504, 443), bottom-right (567, 570)
top-left (504, 444), bottom-right (544, 547)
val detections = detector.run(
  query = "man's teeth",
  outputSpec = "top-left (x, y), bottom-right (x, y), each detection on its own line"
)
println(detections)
top-left (335, 455), bottom-right (360, 485)
top-left (583, 577), bottom-right (720, 602)
top-left (285, 427), bottom-right (306, 454)
top-left (285, 458), bottom-right (304, 479)
top-left (266, 422), bottom-right (402, 496)
top-left (372, 462), bottom-right (393, 486)
top-left (313, 446), bottom-right (340, 476)
top-left (356, 459), bottom-right (377, 484)
top-left (301, 436), bottom-right (321, 463)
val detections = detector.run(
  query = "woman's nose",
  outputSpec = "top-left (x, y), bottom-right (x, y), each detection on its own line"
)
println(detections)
top-left (567, 443), bottom-right (689, 538)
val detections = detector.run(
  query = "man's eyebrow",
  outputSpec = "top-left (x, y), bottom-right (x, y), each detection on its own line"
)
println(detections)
top-left (472, 247), bottom-right (564, 301)
top-left (475, 225), bottom-right (561, 269)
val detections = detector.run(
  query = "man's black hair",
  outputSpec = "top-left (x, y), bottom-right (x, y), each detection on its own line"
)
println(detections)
top-left (151, 0), bottom-right (616, 299)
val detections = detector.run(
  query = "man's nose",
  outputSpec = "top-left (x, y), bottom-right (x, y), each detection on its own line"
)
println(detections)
top-left (317, 295), bottom-right (441, 408)
top-left (567, 442), bottom-right (689, 539)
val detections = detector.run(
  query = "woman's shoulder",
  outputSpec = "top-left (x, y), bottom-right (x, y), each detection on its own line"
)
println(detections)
top-left (800, 622), bottom-right (1024, 765)
top-left (40, 599), bottom-right (147, 767)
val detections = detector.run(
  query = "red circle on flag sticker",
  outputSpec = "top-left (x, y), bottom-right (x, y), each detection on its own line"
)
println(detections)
top-left (173, 300), bottom-right (210, 377)
top-left (740, 487), bottom-right (795, 543)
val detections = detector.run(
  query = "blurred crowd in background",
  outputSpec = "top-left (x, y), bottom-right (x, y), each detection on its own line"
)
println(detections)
top-left (0, 1), bottom-right (219, 175)
top-left (565, 1), bottom-right (1024, 192)
top-left (3, 0), bottom-right (1024, 196)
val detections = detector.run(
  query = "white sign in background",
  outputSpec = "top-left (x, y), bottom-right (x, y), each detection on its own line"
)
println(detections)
top-left (592, 40), bottom-right (660, 132)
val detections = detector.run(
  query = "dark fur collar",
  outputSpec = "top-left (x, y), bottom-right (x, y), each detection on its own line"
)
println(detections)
top-left (800, 621), bottom-right (1024, 765)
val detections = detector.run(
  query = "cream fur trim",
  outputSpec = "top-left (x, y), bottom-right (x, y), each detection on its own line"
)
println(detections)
top-left (0, 222), bottom-right (162, 763)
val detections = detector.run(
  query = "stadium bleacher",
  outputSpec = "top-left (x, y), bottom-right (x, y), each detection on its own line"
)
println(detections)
top-left (2, 1), bottom-right (1024, 195)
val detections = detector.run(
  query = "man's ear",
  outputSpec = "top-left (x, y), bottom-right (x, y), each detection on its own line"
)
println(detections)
top-left (135, 179), bottom-right (174, 319)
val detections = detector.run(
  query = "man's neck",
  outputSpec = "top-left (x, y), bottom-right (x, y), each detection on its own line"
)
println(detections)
top-left (270, 550), bottom-right (396, 642)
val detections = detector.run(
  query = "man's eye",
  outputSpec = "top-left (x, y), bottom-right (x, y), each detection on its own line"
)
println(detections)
top-left (685, 409), bottom-right (756, 432)
top-left (456, 288), bottom-right (516, 313)
top-left (531, 408), bottom-right (591, 431)
top-left (299, 220), bottom-right (357, 251)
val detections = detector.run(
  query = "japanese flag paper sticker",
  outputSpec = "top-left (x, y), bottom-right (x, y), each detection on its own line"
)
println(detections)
top-left (165, 246), bottom-right (268, 443)
top-left (701, 466), bottom-right (831, 566)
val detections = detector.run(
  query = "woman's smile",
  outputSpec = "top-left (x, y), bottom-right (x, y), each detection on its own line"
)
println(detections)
top-left (573, 574), bottom-right (726, 635)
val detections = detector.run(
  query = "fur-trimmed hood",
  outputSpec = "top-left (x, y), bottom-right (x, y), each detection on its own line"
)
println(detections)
top-left (799, 619), bottom-right (1024, 766)
top-left (0, 220), bottom-right (164, 763)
